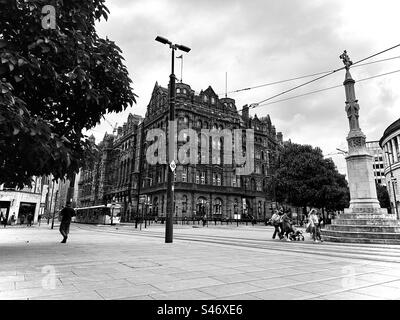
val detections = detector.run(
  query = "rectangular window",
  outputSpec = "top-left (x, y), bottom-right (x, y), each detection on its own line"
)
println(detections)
top-left (217, 176), bottom-right (221, 186)
top-left (196, 173), bottom-right (199, 184)
top-left (182, 172), bottom-right (187, 182)
top-left (201, 172), bottom-right (206, 184)
top-left (213, 174), bottom-right (216, 185)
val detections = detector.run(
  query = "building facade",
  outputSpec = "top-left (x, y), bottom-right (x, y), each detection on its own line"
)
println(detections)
top-left (78, 115), bottom-right (143, 222)
top-left (77, 82), bottom-right (283, 221)
top-left (380, 118), bottom-right (400, 215)
top-left (0, 177), bottom-right (45, 224)
top-left (366, 141), bottom-right (386, 186)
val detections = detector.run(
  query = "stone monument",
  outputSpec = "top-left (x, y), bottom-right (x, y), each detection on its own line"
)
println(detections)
top-left (321, 51), bottom-right (400, 244)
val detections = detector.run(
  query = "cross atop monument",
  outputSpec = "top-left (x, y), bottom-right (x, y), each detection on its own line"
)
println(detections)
top-left (340, 50), bottom-right (353, 70)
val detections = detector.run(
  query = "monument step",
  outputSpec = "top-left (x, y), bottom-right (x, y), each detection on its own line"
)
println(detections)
top-left (331, 219), bottom-right (400, 226)
top-left (337, 213), bottom-right (397, 220)
top-left (321, 235), bottom-right (400, 245)
top-left (344, 207), bottom-right (388, 214)
top-left (325, 225), bottom-right (400, 233)
top-left (321, 229), bottom-right (400, 240)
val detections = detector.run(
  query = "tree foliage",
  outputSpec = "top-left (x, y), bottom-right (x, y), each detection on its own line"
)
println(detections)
top-left (272, 142), bottom-right (350, 211)
top-left (376, 183), bottom-right (391, 211)
top-left (0, 0), bottom-right (136, 188)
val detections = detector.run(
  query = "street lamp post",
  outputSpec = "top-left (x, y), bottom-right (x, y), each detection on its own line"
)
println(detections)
top-left (51, 190), bottom-right (58, 230)
top-left (155, 36), bottom-right (191, 243)
top-left (386, 151), bottom-right (399, 219)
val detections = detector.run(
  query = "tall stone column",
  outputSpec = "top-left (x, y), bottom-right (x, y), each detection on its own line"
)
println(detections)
top-left (397, 136), bottom-right (400, 160)
top-left (392, 139), bottom-right (399, 163)
top-left (340, 51), bottom-right (381, 212)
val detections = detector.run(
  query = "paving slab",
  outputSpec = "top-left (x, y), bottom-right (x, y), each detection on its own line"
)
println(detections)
top-left (95, 284), bottom-right (161, 300)
top-left (198, 282), bottom-right (264, 297)
top-left (150, 289), bottom-right (216, 300)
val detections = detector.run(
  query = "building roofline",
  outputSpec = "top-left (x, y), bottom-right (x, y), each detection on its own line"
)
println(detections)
top-left (379, 118), bottom-right (400, 147)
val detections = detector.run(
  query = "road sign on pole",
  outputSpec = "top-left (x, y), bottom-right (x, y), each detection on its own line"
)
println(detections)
top-left (170, 160), bottom-right (176, 172)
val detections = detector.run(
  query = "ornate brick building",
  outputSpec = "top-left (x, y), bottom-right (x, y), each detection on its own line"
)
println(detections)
top-left (139, 82), bottom-right (283, 221)
top-left (77, 81), bottom-right (283, 222)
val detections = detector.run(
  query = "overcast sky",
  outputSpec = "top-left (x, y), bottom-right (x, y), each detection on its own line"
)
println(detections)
top-left (88, 0), bottom-right (400, 175)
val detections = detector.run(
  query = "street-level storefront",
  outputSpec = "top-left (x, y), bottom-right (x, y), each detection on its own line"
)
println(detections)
top-left (0, 190), bottom-right (41, 224)
top-left (139, 183), bottom-right (274, 222)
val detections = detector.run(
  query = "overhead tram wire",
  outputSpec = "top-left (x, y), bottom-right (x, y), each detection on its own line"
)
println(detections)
top-left (239, 68), bottom-right (400, 111)
top-left (162, 67), bottom-right (400, 114)
top-left (226, 55), bottom-right (400, 95)
top-left (233, 43), bottom-right (400, 112)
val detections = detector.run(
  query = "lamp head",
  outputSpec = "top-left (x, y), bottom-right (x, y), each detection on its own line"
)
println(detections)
top-left (176, 44), bottom-right (191, 53)
top-left (155, 36), bottom-right (171, 45)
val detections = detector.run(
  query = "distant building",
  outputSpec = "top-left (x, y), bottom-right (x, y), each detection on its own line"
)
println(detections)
top-left (366, 141), bottom-right (386, 186)
top-left (379, 118), bottom-right (400, 214)
top-left (78, 115), bottom-right (143, 222)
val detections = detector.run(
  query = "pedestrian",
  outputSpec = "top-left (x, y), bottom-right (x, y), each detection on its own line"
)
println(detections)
top-left (27, 213), bottom-right (33, 226)
top-left (10, 213), bottom-right (15, 226)
top-left (38, 214), bottom-right (42, 226)
top-left (307, 209), bottom-right (320, 242)
top-left (316, 211), bottom-right (324, 242)
top-left (280, 210), bottom-right (292, 241)
top-left (269, 210), bottom-right (283, 240)
top-left (0, 212), bottom-right (5, 228)
top-left (59, 202), bottom-right (76, 243)
top-left (20, 214), bottom-right (25, 225)
top-left (4, 212), bottom-right (9, 227)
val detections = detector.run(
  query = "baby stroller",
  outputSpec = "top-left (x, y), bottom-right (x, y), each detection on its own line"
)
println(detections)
top-left (288, 225), bottom-right (305, 241)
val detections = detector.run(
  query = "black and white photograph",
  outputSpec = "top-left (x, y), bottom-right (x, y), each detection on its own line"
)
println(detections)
top-left (1, 0), bottom-right (400, 310)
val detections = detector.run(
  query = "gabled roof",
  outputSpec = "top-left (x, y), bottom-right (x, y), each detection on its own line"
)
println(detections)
top-left (203, 86), bottom-right (218, 98)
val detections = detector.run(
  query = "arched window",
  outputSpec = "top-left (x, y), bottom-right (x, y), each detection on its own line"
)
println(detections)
top-left (251, 178), bottom-right (256, 191)
top-left (197, 197), bottom-right (207, 216)
top-left (211, 97), bottom-right (216, 104)
top-left (197, 119), bottom-right (202, 128)
top-left (153, 197), bottom-right (159, 215)
top-left (203, 95), bottom-right (208, 103)
top-left (214, 198), bottom-right (222, 215)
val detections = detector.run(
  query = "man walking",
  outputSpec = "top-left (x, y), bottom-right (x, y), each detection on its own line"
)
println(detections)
top-left (59, 202), bottom-right (75, 243)
top-left (27, 213), bottom-right (33, 226)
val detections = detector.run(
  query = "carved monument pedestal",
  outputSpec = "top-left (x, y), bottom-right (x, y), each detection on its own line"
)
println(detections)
top-left (321, 51), bottom-right (400, 244)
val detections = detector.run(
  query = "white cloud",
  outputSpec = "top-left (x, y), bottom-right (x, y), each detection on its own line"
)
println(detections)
top-left (87, 0), bottom-right (400, 175)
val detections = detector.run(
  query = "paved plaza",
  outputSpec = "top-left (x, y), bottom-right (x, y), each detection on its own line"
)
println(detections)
top-left (1, 223), bottom-right (400, 300)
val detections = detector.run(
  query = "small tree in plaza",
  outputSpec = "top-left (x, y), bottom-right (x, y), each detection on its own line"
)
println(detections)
top-left (376, 183), bottom-right (391, 212)
top-left (0, 0), bottom-right (136, 188)
top-left (271, 142), bottom-right (350, 220)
